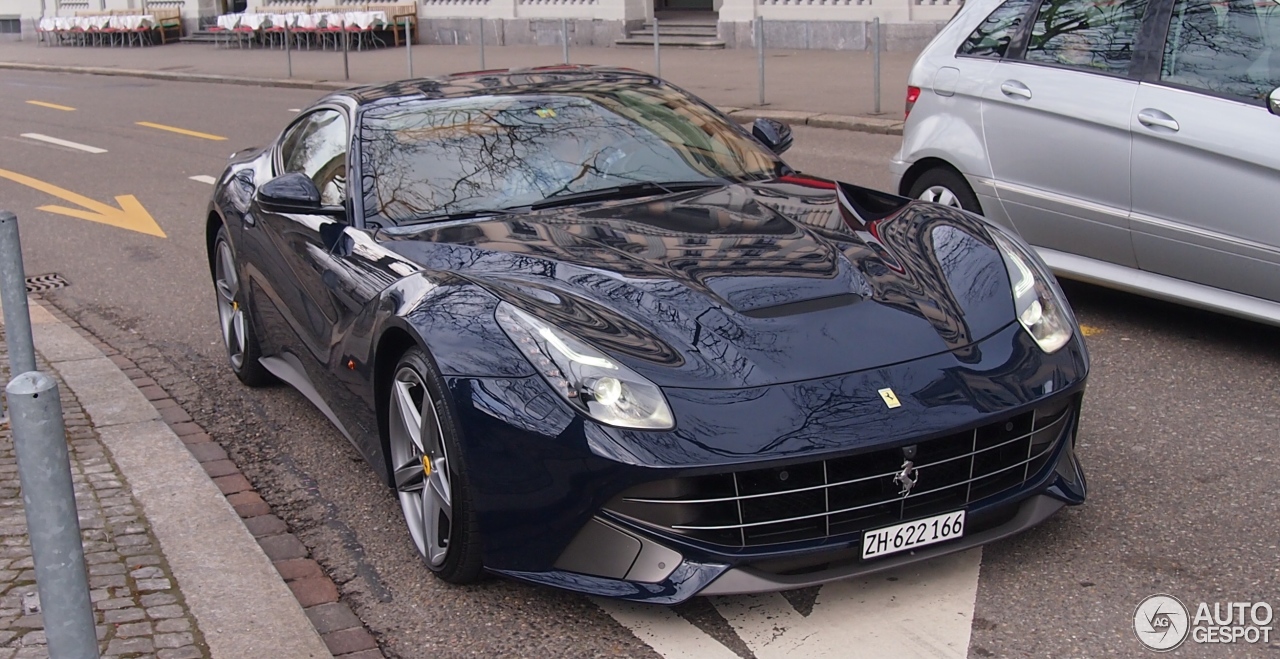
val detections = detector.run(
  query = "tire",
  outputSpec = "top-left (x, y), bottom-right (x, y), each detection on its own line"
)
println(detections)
top-left (386, 346), bottom-right (484, 584)
top-left (908, 167), bottom-right (983, 215)
top-left (212, 226), bottom-right (274, 387)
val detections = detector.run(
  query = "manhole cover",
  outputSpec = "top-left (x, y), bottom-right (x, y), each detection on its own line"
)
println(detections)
top-left (24, 273), bottom-right (69, 293)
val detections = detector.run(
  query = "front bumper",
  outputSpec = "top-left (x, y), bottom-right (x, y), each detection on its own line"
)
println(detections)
top-left (451, 321), bottom-right (1088, 602)
top-left (492, 404), bottom-right (1085, 603)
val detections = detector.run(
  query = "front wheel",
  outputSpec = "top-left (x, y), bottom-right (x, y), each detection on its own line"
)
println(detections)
top-left (908, 167), bottom-right (983, 215)
top-left (387, 347), bottom-right (484, 584)
top-left (212, 227), bottom-right (273, 387)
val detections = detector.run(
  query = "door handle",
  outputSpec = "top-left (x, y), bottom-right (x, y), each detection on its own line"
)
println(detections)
top-left (1137, 109), bottom-right (1180, 132)
top-left (999, 80), bottom-right (1032, 99)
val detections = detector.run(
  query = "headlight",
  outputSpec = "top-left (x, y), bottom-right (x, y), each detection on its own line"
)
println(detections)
top-left (990, 230), bottom-right (1074, 354)
top-left (495, 302), bottom-right (674, 430)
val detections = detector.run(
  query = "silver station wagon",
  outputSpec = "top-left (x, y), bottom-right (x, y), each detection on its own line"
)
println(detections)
top-left (891, 0), bottom-right (1280, 325)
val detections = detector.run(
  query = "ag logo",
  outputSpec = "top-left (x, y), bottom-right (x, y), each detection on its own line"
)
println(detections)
top-left (1134, 594), bottom-right (1189, 652)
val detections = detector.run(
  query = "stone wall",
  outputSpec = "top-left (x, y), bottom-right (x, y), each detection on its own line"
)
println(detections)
top-left (719, 19), bottom-right (945, 51)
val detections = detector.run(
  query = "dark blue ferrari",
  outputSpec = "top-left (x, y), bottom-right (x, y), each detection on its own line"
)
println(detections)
top-left (206, 66), bottom-right (1088, 604)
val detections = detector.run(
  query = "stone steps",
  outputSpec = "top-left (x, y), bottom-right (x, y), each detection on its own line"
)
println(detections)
top-left (617, 23), bottom-right (723, 49)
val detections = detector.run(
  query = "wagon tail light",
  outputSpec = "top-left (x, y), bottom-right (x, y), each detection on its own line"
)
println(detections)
top-left (905, 86), bottom-right (921, 119)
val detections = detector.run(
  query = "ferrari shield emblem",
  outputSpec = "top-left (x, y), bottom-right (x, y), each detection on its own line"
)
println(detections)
top-left (878, 388), bottom-right (901, 409)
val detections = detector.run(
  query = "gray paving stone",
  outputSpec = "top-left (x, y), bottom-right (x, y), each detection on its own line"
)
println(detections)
top-left (130, 567), bottom-right (164, 580)
top-left (89, 575), bottom-right (127, 589)
top-left (105, 636), bottom-right (154, 654)
top-left (139, 594), bottom-right (176, 608)
top-left (125, 556), bottom-right (161, 569)
top-left (153, 632), bottom-right (192, 649)
top-left (115, 621), bottom-right (152, 637)
top-left (94, 598), bottom-right (134, 611)
top-left (102, 608), bottom-right (145, 624)
top-left (88, 563), bottom-right (126, 576)
top-left (157, 647), bottom-right (202, 659)
top-left (146, 605), bottom-right (183, 620)
top-left (135, 578), bottom-right (171, 592)
top-left (153, 619), bottom-right (189, 634)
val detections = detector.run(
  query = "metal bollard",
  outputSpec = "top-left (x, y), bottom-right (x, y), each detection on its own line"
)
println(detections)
top-left (7, 372), bottom-right (99, 659)
top-left (406, 19), bottom-right (413, 78)
top-left (756, 16), bottom-right (765, 106)
top-left (0, 212), bottom-right (35, 377)
top-left (653, 17), bottom-right (660, 78)
top-left (478, 18), bottom-right (485, 69)
top-left (343, 29), bottom-right (350, 81)
top-left (872, 17), bottom-right (881, 115)
top-left (562, 18), bottom-right (569, 64)
top-left (285, 21), bottom-right (293, 78)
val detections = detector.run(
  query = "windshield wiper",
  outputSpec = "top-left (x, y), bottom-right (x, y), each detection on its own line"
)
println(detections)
top-left (528, 180), bottom-right (727, 211)
top-left (403, 207), bottom-right (524, 224)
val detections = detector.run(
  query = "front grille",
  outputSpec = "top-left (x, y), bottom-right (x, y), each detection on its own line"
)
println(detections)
top-left (606, 396), bottom-right (1076, 548)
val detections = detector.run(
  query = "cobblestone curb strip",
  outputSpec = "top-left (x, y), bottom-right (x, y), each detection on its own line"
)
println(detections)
top-left (1, 332), bottom-right (207, 659)
top-left (0, 62), bottom-right (905, 136)
top-left (30, 301), bottom-right (378, 659)
top-left (3, 298), bottom-right (352, 659)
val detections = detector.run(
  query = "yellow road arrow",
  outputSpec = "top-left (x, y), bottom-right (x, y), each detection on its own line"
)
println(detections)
top-left (0, 168), bottom-right (166, 238)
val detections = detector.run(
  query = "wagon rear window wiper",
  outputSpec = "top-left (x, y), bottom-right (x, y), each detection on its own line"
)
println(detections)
top-left (528, 180), bottom-right (727, 211)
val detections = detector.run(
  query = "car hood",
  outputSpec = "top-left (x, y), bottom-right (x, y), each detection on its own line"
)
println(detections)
top-left (376, 176), bottom-right (1016, 389)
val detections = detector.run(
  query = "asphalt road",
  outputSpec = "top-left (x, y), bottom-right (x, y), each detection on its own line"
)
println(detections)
top-left (2, 69), bottom-right (1278, 658)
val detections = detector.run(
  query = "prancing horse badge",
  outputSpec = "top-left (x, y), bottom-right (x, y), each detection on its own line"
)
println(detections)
top-left (878, 387), bottom-right (901, 409)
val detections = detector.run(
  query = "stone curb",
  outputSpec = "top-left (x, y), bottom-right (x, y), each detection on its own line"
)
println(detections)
top-left (22, 298), bottom-right (385, 659)
top-left (0, 62), bottom-right (352, 92)
top-left (0, 61), bottom-right (904, 136)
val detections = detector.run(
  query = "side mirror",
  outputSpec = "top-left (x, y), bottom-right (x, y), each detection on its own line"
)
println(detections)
top-left (256, 173), bottom-right (324, 214)
top-left (752, 118), bottom-right (794, 155)
top-left (1269, 87), bottom-right (1280, 116)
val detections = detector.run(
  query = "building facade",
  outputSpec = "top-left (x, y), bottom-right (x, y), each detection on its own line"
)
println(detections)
top-left (2, 0), bottom-right (959, 49)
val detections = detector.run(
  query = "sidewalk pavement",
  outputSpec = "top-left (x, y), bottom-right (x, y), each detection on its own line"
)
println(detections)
top-left (0, 296), bottom-right (380, 658)
top-left (0, 40), bottom-right (916, 134)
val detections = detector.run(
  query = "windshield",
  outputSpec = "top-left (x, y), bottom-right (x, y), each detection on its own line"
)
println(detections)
top-left (357, 85), bottom-right (781, 224)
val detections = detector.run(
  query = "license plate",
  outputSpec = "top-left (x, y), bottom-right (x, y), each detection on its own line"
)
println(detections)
top-left (861, 510), bottom-right (965, 560)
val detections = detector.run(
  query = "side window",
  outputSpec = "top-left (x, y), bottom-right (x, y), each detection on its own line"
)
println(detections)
top-left (1023, 0), bottom-right (1150, 73)
top-left (958, 0), bottom-right (1035, 58)
top-left (279, 110), bottom-right (348, 207)
top-left (1161, 0), bottom-right (1280, 102)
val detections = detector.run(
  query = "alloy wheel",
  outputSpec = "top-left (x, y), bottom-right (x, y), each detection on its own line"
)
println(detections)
top-left (389, 366), bottom-right (453, 567)
top-left (918, 185), bottom-right (962, 208)
top-left (214, 241), bottom-right (248, 369)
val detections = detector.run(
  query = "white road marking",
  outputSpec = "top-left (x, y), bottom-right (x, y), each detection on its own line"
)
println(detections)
top-left (287, 108), bottom-right (301, 113)
top-left (598, 549), bottom-right (983, 659)
top-left (712, 549), bottom-right (982, 659)
top-left (593, 598), bottom-right (741, 659)
top-left (20, 133), bottom-right (106, 154)
top-left (189, 175), bottom-right (217, 185)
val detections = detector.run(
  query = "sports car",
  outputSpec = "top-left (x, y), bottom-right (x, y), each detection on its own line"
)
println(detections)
top-left (206, 66), bottom-right (1089, 604)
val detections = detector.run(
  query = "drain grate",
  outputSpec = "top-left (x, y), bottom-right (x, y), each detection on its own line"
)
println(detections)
top-left (24, 273), bottom-right (69, 293)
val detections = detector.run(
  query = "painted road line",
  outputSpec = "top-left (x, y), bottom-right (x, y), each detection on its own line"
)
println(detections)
top-left (1080, 325), bottom-right (1102, 336)
top-left (135, 121), bottom-right (228, 141)
top-left (20, 133), bottom-right (107, 154)
top-left (712, 549), bottom-right (982, 659)
top-left (26, 100), bottom-right (76, 111)
top-left (593, 599), bottom-right (741, 659)
top-left (288, 108), bottom-right (302, 113)
top-left (0, 168), bottom-right (165, 238)
top-left (189, 175), bottom-right (217, 185)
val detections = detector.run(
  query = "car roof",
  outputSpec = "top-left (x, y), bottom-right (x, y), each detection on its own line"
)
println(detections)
top-left (327, 65), bottom-right (665, 108)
